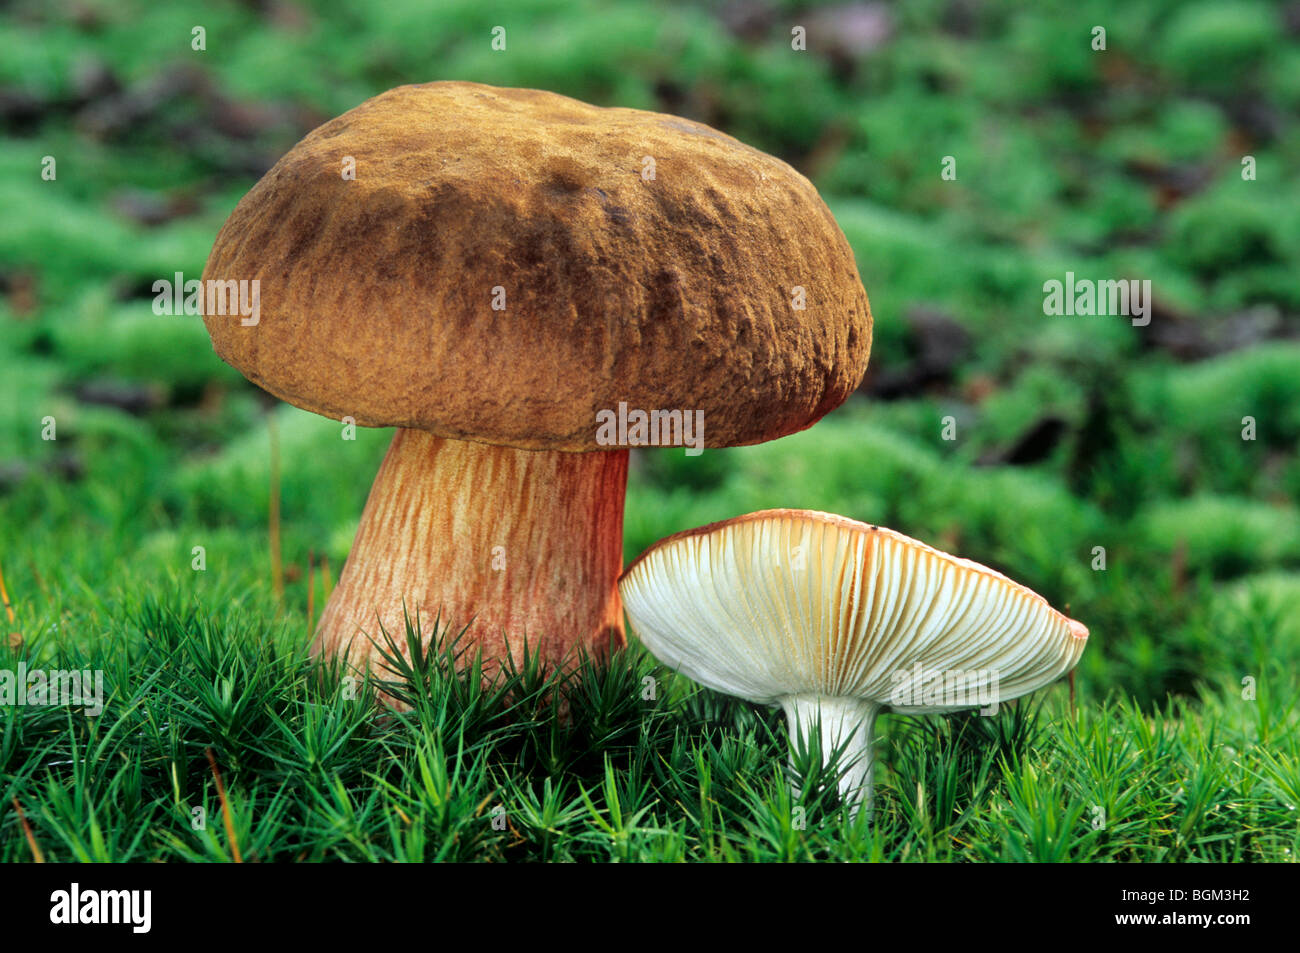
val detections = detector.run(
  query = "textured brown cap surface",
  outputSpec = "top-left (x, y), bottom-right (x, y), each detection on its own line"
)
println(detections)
top-left (202, 81), bottom-right (872, 450)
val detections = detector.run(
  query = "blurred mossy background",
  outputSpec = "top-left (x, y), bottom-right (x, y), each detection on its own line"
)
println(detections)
top-left (1, 0), bottom-right (1299, 859)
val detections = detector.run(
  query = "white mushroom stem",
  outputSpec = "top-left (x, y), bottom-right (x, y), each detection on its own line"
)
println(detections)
top-left (780, 695), bottom-right (881, 816)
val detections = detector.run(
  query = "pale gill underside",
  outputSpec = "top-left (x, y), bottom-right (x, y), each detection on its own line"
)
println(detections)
top-left (619, 510), bottom-right (1088, 710)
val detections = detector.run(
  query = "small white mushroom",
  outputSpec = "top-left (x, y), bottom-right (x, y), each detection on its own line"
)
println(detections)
top-left (618, 509), bottom-right (1089, 816)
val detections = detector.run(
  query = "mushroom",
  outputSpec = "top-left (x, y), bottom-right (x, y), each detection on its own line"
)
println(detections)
top-left (201, 83), bottom-right (872, 683)
top-left (618, 509), bottom-right (1089, 814)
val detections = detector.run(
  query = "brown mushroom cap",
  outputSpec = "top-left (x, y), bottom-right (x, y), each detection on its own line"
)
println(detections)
top-left (201, 81), bottom-right (872, 451)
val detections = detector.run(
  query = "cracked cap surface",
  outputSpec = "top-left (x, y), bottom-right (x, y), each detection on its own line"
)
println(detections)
top-left (203, 81), bottom-right (872, 450)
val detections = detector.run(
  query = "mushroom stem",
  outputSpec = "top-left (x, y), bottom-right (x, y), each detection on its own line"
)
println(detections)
top-left (313, 428), bottom-right (628, 683)
top-left (781, 695), bottom-right (881, 817)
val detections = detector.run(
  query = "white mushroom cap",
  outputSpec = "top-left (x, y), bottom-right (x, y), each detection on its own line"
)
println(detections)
top-left (618, 509), bottom-right (1090, 811)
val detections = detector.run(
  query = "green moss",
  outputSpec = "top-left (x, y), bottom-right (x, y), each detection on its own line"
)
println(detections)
top-left (1158, 2), bottom-right (1278, 92)
top-left (1139, 496), bottom-right (1300, 578)
top-left (1167, 187), bottom-right (1293, 282)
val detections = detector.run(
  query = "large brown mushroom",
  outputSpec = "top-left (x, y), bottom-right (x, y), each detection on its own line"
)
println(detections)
top-left (201, 81), bottom-right (872, 682)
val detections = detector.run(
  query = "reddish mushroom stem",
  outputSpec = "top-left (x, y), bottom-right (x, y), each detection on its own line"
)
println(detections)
top-left (313, 428), bottom-right (628, 682)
